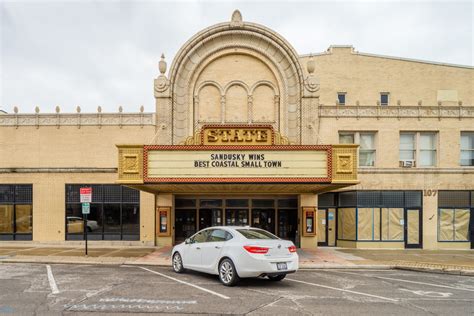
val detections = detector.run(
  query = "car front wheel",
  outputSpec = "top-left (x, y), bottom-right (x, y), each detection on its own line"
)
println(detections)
top-left (268, 274), bottom-right (286, 281)
top-left (219, 258), bottom-right (239, 286)
top-left (172, 252), bottom-right (185, 273)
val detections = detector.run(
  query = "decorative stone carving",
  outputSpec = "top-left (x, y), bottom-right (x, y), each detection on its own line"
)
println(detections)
top-left (76, 106), bottom-right (81, 113)
top-left (304, 56), bottom-right (320, 94)
top-left (35, 106), bottom-right (40, 114)
top-left (55, 106), bottom-right (60, 113)
top-left (230, 10), bottom-right (243, 27)
top-left (97, 106), bottom-right (102, 113)
top-left (117, 145), bottom-right (144, 184)
top-left (14, 106), bottom-right (18, 114)
top-left (154, 54), bottom-right (170, 95)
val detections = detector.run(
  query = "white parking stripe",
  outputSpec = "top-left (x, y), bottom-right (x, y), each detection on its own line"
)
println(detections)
top-left (325, 270), bottom-right (474, 293)
top-left (46, 265), bottom-right (59, 294)
top-left (138, 267), bottom-right (230, 300)
top-left (286, 278), bottom-right (398, 302)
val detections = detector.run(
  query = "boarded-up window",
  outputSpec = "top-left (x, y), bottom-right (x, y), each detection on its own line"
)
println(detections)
top-left (381, 208), bottom-right (404, 241)
top-left (438, 208), bottom-right (470, 241)
top-left (357, 208), bottom-right (381, 240)
top-left (337, 208), bottom-right (356, 240)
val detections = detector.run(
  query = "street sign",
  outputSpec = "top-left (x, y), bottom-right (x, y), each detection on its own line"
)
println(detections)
top-left (80, 187), bottom-right (92, 203)
top-left (82, 202), bottom-right (90, 214)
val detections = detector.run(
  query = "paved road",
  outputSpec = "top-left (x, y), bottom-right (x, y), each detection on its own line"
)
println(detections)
top-left (0, 263), bottom-right (473, 315)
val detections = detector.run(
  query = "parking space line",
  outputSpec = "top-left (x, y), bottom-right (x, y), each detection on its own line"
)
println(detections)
top-left (286, 278), bottom-right (398, 302)
top-left (46, 265), bottom-right (60, 295)
top-left (138, 267), bottom-right (230, 300)
top-left (325, 270), bottom-right (474, 293)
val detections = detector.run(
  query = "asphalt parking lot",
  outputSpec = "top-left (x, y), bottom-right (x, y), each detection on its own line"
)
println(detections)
top-left (0, 263), bottom-right (473, 315)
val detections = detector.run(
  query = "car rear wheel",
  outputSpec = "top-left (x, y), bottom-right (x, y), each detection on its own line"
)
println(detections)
top-left (268, 274), bottom-right (286, 281)
top-left (172, 252), bottom-right (185, 273)
top-left (219, 258), bottom-right (239, 286)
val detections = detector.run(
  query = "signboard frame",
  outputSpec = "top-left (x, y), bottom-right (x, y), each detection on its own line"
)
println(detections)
top-left (143, 145), bottom-right (332, 183)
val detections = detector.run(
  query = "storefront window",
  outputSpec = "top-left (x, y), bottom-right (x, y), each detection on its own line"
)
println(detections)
top-left (65, 184), bottom-right (139, 241)
top-left (337, 208), bottom-right (356, 240)
top-left (337, 191), bottom-right (421, 243)
top-left (438, 191), bottom-right (472, 242)
top-left (0, 185), bottom-right (33, 240)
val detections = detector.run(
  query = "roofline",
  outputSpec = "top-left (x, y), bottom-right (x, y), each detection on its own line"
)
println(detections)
top-left (300, 47), bottom-right (473, 69)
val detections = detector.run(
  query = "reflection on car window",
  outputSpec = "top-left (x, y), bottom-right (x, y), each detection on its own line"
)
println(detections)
top-left (237, 229), bottom-right (279, 240)
top-left (208, 229), bottom-right (232, 242)
top-left (191, 230), bottom-right (210, 243)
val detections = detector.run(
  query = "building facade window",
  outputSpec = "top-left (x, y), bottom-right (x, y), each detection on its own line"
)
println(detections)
top-left (461, 132), bottom-right (474, 166)
top-left (337, 92), bottom-right (346, 105)
top-left (438, 191), bottom-right (472, 242)
top-left (339, 132), bottom-right (376, 167)
top-left (380, 92), bottom-right (389, 106)
top-left (65, 184), bottom-right (140, 241)
top-left (400, 132), bottom-right (437, 167)
top-left (0, 185), bottom-right (33, 241)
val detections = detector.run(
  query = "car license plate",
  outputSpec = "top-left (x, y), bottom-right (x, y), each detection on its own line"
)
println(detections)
top-left (277, 262), bottom-right (287, 270)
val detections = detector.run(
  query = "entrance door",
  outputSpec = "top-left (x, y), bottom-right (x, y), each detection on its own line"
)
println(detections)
top-left (405, 209), bottom-right (422, 248)
top-left (317, 208), bottom-right (336, 246)
top-left (199, 209), bottom-right (223, 230)
top-left (277, 209), bottom-right (297, 245)
top-left (317, 209), bottom-right (327, 246)
top-left (252, 209), bottom-right (275, 233)
top-left (175, 210), bottom-right (196, 244)
top-left (225, 209), bottom-right (249, 226)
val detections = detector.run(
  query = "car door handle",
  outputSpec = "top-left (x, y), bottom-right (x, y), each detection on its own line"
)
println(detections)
top-left (196, 247), bottom-right (201, 250)
top-left (215, 246), bottom-right (221, 249)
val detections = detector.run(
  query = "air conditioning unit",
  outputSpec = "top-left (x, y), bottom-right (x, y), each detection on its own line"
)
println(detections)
top-left (399, 160), bottom-right (416, 168)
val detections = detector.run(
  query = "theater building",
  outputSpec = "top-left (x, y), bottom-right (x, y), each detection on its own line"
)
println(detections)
top-left (1, 11), bottom-right (473, 249)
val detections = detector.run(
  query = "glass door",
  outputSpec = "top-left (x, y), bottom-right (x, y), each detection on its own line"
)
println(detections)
top-left (225, 209), bottom-right (249, 226)
top-left (317, 209), bottom-right (327, 246)
top-left (405, 209), bottom-right (422, 248)
top-left (277, 209), bottom-right (297, 245)
top-left (251, 209), bottom-right (275, 233)
top-left (175, 209), bottom-right (196, 243)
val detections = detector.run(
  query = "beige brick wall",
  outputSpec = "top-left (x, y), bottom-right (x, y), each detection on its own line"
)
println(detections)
top-left (302, 47), bottom-right (473, 106)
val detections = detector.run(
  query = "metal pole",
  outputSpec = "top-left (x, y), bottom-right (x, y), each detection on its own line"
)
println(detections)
top-left (85, 213), bottom-right (88, 256)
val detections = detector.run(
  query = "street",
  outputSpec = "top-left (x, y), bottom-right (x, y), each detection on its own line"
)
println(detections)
top-left (0, 263), bottom-right (473, 315)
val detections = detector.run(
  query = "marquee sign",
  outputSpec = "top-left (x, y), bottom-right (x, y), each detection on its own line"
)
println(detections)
top-left (143, 145), bottom-right (331, 183)
top-left (116, 125), bottom-right (358, 186)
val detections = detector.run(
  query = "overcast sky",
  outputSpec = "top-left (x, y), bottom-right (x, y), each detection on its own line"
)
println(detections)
top-left (1, 0), bottom-right (472, 113)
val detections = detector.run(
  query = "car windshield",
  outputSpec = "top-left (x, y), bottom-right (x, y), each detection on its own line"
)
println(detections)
top-left (236, 229), bottom-right (279, 240)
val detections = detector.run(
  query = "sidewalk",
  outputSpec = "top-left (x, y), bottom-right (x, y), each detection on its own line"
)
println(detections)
top-left (0, 244), bottom-right (473, 275)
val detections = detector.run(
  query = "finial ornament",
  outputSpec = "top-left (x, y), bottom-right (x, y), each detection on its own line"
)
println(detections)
top-left (307, 55), bottom-right (315, 74)
top-left (118, 106), bottom-right (123, 113)
top-left (304, 55), bottom-right (319, 94)
top-left (35, 106), bottom-right (40, 114)
top-left (155, 53), bottom-right (170, 94)
top-left (97, 106), bottom-right (102, 113)
top-left (230, 10), bottom-right (243, 27)
top-left (76, 106), bottom-right (81, 113)
top-left (55, 106), bottom-right (60, 113)
top-left (159, 54), bottom-right (167, 75)
top-left (14, 106), bottom-right (18, 114)
top-left (140, 105), bottom-right (144, 113)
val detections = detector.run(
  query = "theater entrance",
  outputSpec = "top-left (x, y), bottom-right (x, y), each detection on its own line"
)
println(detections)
top-left (174, 196), bottom-right (299, 246)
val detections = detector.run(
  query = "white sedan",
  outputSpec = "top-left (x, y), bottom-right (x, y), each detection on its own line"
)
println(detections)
top-left (171, 226), bottom-right (298, 286)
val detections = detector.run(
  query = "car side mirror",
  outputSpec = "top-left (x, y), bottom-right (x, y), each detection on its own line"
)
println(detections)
top-left (185, 238), bottom-right (191, 244)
